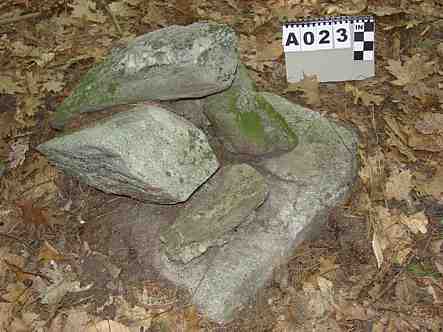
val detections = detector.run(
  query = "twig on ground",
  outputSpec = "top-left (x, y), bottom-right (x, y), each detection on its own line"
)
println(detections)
top-left (0, 12), bottom-right (41, 25)
top-left (98, 0), bottom-right (123, 36)
top-left (371, 254), bottom-right (416, 304)
top-left (3, 260), bottom-right (52, 283)
top-left (0, 232), bottom-right (32, 249)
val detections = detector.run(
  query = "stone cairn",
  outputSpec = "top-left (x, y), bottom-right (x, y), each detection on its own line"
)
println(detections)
top-left (37, 22), bottom-right (359, 322)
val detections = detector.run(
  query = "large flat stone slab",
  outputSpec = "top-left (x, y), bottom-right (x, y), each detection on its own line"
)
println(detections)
top-left (38, 104), bottom-right (219, 204)
top-left (51, 22), bottom-right (238, 128)
top-left (154, 93), bottom-right (359, 322)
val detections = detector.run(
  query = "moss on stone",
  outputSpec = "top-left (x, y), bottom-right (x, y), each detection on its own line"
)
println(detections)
top-left (225, 89), bottom-right (266, 146)
top-left (52, 57), bottom-right (122, 128)
top-left (107, 81), bottom-right (119, 95)
top-left (256, 94), bottom-right (298, 147)
top-left (237, 111), bottom-right (265, 144)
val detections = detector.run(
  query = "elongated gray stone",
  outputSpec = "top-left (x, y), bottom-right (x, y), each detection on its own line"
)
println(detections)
top-left (160, 164), bottom-right (268, 263)
top-left (38, 104), bottom-right (219, 204)
top-left (51, 22), bottom-right (238, 128)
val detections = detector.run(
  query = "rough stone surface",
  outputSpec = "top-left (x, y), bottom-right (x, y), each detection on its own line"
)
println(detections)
top-left (155, 92), bottom-right (359, 322)
top-left (204, 65), bottom-right (298, 156)
top-left (160, 163), bottom-right (268, 264)
top-left (38, 104), bottom-right (219, 204)
top-left (51, 22), bottom-right (238, 128)
top-left (161, 99), bottom-right (210, 129)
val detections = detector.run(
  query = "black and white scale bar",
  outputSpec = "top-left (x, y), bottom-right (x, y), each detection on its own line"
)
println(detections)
top-left (284, 15), bottom-right (374, 27)
top-left (353, 18), bottom-right (375, 61)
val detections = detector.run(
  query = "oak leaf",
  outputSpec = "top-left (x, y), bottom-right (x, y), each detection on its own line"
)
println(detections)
top-left (385, 167), bottom-right (412, 202)
top-left (400, 211), bottom-right (428, 235)
top-left (286, 74), bottom-right (320, 106)
top-left (345, 83), bottom-right (384, 106)
top-left (386, 55), bottom-right (436, 86)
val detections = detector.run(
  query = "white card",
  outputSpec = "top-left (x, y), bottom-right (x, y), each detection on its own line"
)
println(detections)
top-left (333, 22), bottom-right (351, 49)
top-left (282, 16), bottom-right (375, 83)
top-left (282, 25), bottom-right (301, 52)
top-left (300, 24), bottom-right (317, 51)
top-left (315, 22), bottom-right (333, 50)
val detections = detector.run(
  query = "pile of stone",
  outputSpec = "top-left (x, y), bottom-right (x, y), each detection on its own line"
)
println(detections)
top-left (37, 22), bottom-right (359, 322)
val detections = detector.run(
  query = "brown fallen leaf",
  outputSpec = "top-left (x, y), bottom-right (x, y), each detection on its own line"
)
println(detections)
top-left (384, 116), bottom-right (408, 145)
top-left (426, 284), bottom-right (443, 304)
top-left (38, 241), bottom-right (64, 263)
top-left (257, 37), bottom-right (283, 61)
top-left (286, 73), bottom-right (320, 106)
top-left (345, 83), bottom-right (384, 106)
top-left (24, 71), bottom-right (39, 95)
top-left (0, 303), bottom-right (14, 331)
top-left (151, 308), bottom-right (184, 331)
top-left (0, 248), bottom-right (25, 280)
top-left (395, 277), bottom-right (420, 305)
top-left (407, 130), bottom-right (443, 152)
top-left (42, 80), bottom-right (64, 93)
top-left (372, 206), bottom-right (414, 267)
top-left (8, 137), bottom-right (29, 169)
top-left (16, 199), bottom-right (49, 226)
top-left (404, 81), bottom-right (435, 102)
top-left (399, 211), bottom-right (428, 235)
top-left (386, 55), bottom-right (436, 86)
top-left (326, 0), bottom-right (367, 15)
top-left (2, 282), bottom-right (30, 305)
top-left (415, 113), bottom-right (443, 135)
top-left (369, 5), bottom-right (404, 16)
top-left (414, 166), bottom-right (443, 202)
top-left (358, 148), bottom-right (384, 186)
top-left (0, 75), bottom-right (25, 94)
top-left (386, 132), bottom-right (417, 162)
top-left (69, 0), bottom-right (106, 23)
top-left (334, 298), bottom-right (372, 321)
top-left (86, 320), bottom-right (130, 332)
top-left (108, 1), bottom-right (138, 17)
top-left (184, 306), bottom-right (200, 331)
top-left (3, 261), bottom-right (29, 283)
top-left (434, 257), bottom-right (443, 275)
top-left (49, 309), bottom-right (90, 332)
top-left (385, 167), bottom-right (412, 203)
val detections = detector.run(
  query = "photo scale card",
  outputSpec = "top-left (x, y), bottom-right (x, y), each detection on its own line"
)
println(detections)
top-left (282, 16), bottom-right (375, 83)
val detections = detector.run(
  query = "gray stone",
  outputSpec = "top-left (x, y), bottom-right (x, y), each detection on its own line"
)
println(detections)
top-left (204, 65), bottom-right (298, 156)
top-left (161, 99), bottom-right (210, 129)
top-left (38, 104), bottom-right (219, 204)
top-left (160, 163), bottom-right (268, 264)
top-left (156, 92), bottom-right (359, 322)
top-left (51, 22), bottom-right (238, 129)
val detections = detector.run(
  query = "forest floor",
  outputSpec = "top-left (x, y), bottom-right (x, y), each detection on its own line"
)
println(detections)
top-left (0, 0), bottom-right (442, 331)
